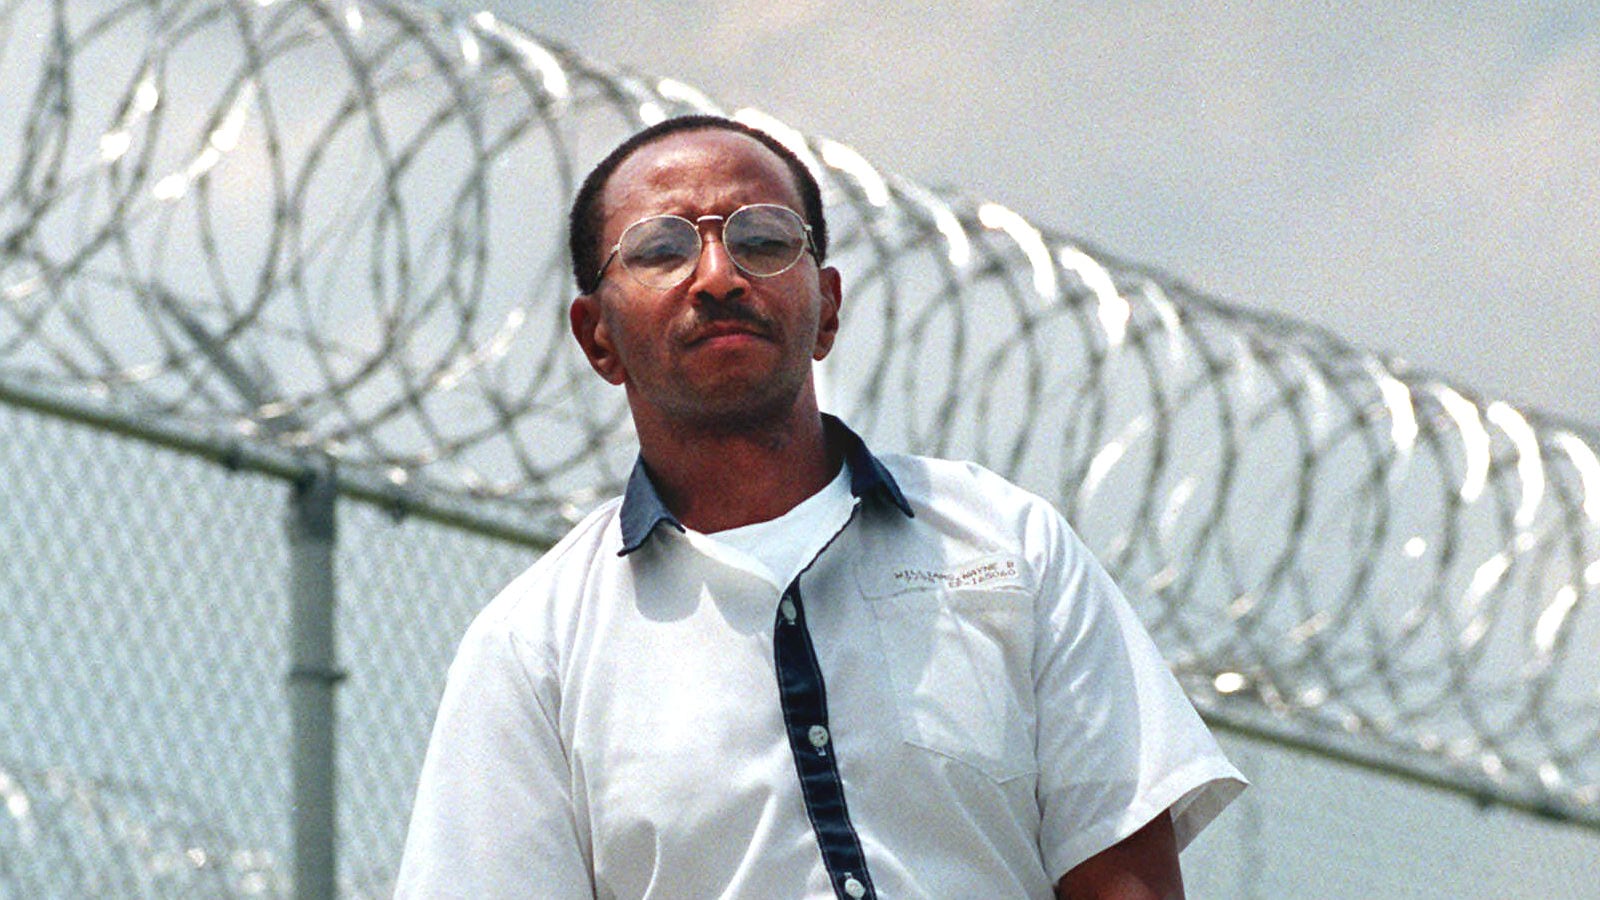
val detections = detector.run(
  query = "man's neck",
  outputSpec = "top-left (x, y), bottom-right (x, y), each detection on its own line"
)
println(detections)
top-left (633, 403), bottom-right (839, 534)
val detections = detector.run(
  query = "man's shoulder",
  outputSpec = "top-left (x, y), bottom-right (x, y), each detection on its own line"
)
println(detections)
top-left (876, 451), bottom-right (1056, 519)
top-left (866, 451), bottom-right (1076, 570)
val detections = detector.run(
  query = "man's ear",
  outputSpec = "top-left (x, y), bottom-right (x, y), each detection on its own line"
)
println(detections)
top-left (812, 265), bottom-right (843, 360)
top-left (570, 293), bottom-right (626, 385)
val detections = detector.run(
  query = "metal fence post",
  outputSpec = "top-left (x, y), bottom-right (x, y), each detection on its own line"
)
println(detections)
top-left (287, 459), bottom-right (342, 900)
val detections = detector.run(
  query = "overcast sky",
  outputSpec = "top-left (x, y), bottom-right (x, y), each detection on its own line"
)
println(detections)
top-left (477, 0), bottom-right (1598, 431)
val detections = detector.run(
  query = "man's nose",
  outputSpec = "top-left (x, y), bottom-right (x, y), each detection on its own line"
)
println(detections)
top-left (685, 232), bottom-right (749, 303)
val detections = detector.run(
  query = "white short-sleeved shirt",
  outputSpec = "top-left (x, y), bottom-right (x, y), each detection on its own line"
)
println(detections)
top-left (397, 416), bottom-right (1245, 899)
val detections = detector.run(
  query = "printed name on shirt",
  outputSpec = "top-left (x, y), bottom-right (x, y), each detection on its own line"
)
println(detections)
top-left (891, 557), bottom-right (1022, 591)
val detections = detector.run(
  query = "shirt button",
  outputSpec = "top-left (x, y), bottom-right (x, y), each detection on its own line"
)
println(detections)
top-left (808, 724), bottom-right (830, 749)
top-left (780, 597), bottom-right (797, 623)
top-left (843, 876), bottom-right (866, 898)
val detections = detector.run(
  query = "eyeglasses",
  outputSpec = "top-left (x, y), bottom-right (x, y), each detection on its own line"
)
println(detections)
top-left (596, 203), bottom-right (817, 290)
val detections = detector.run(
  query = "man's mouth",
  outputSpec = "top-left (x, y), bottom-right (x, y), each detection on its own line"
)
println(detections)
top-left (684, 319), bottom-right (772, 345)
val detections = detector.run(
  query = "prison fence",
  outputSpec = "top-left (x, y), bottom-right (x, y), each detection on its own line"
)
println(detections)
top-left (2, 0), bottom-right (1598, 896)
top-left (0, 382), bottom-right (538, 897)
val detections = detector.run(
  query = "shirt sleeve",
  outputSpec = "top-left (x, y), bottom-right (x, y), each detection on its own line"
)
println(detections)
top-left (395, 605), bottom-right (594, 899)
top-left (1031, 506), bottom-right (1246, 881)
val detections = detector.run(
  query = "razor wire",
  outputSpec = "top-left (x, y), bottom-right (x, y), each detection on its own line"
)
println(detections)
top-left (0, 759), bottom-right (283, 896)
top-left (1, 0), bottom-right (1598, 879)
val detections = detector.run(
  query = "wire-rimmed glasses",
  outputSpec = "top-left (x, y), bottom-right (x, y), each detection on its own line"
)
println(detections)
top-left (596, 203), bottom-right (817, 290)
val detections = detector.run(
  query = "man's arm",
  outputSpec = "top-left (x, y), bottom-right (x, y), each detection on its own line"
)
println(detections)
top-left (396, 617), bottom-right (592, 898)
top-left (1055, 810), bottom-right (1183, 900)
top-left (1028, 500), bottom-right (1243, 894)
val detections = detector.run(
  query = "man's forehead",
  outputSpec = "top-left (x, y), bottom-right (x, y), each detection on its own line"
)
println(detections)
top-left (601, 129), bottom-right (803, 221)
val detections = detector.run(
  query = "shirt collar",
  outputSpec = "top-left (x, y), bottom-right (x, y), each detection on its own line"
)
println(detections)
top-left (617, 414), bottom-right (912, 556)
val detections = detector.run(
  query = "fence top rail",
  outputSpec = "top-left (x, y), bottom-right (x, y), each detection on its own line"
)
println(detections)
top-left (0, 372), bottom-right (555, 549)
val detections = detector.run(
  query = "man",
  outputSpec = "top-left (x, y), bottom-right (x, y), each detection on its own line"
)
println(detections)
top-left (397, 115), bottom-right (1244, 899)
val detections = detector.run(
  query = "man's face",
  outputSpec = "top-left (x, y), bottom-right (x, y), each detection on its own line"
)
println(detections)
top-left (569, 129), bottom-right (842, 433)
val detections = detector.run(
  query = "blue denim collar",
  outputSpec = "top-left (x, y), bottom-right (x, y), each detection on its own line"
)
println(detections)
top-left (617, 414), bottom-right (912, 556)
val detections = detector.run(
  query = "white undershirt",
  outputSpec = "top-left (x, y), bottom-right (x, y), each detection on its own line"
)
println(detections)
top-left (703, 462), bottom-right (855, 589)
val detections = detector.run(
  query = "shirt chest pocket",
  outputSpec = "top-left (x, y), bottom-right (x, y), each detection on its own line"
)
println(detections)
top-left (860, 555), bottom-right (1037, 783)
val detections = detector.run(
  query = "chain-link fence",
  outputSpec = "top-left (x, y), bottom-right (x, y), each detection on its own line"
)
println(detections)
top-left (4, 0), bottom-right (1600, 895)
top-left (2, 400), bottom-right (293, 895)
top-left (0, 393), bottom-right (538, 897)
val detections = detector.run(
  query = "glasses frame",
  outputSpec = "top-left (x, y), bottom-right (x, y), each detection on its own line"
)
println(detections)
top-left (594, 203), bottom-right (818, 290)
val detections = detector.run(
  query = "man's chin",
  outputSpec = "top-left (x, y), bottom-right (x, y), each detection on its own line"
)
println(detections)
top-left (659, 381), bottom-right (809, 434)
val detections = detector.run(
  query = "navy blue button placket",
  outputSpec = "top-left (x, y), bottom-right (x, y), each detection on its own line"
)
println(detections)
top-left (615, 418), bottom-right (911, 898)
top-left (774, 577), bottom-right (877, 900)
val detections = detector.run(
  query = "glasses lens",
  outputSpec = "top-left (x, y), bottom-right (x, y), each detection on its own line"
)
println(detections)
top-left (618, 216), bottom-right (700, 288)
top-left (724, 205), bottom-right (808, 276)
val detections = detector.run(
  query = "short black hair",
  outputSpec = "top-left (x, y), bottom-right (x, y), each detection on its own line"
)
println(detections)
top-left (568, 114), bottom-right (828, 294)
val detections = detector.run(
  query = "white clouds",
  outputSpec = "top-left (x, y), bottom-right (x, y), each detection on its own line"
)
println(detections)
top-left (1409, 36), bottom-right (1600, 239)
top-left (1322, 32), bottom-right (1600, 412)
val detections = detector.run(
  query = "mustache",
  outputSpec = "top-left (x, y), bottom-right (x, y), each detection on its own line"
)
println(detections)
top-left (681, 296), bottom-right (774, 338)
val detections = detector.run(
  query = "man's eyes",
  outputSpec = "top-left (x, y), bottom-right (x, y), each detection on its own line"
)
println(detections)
top-left (630, 241), bottom-right (693, 264)
top-left (733, 234), bottom-right (796, 255)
